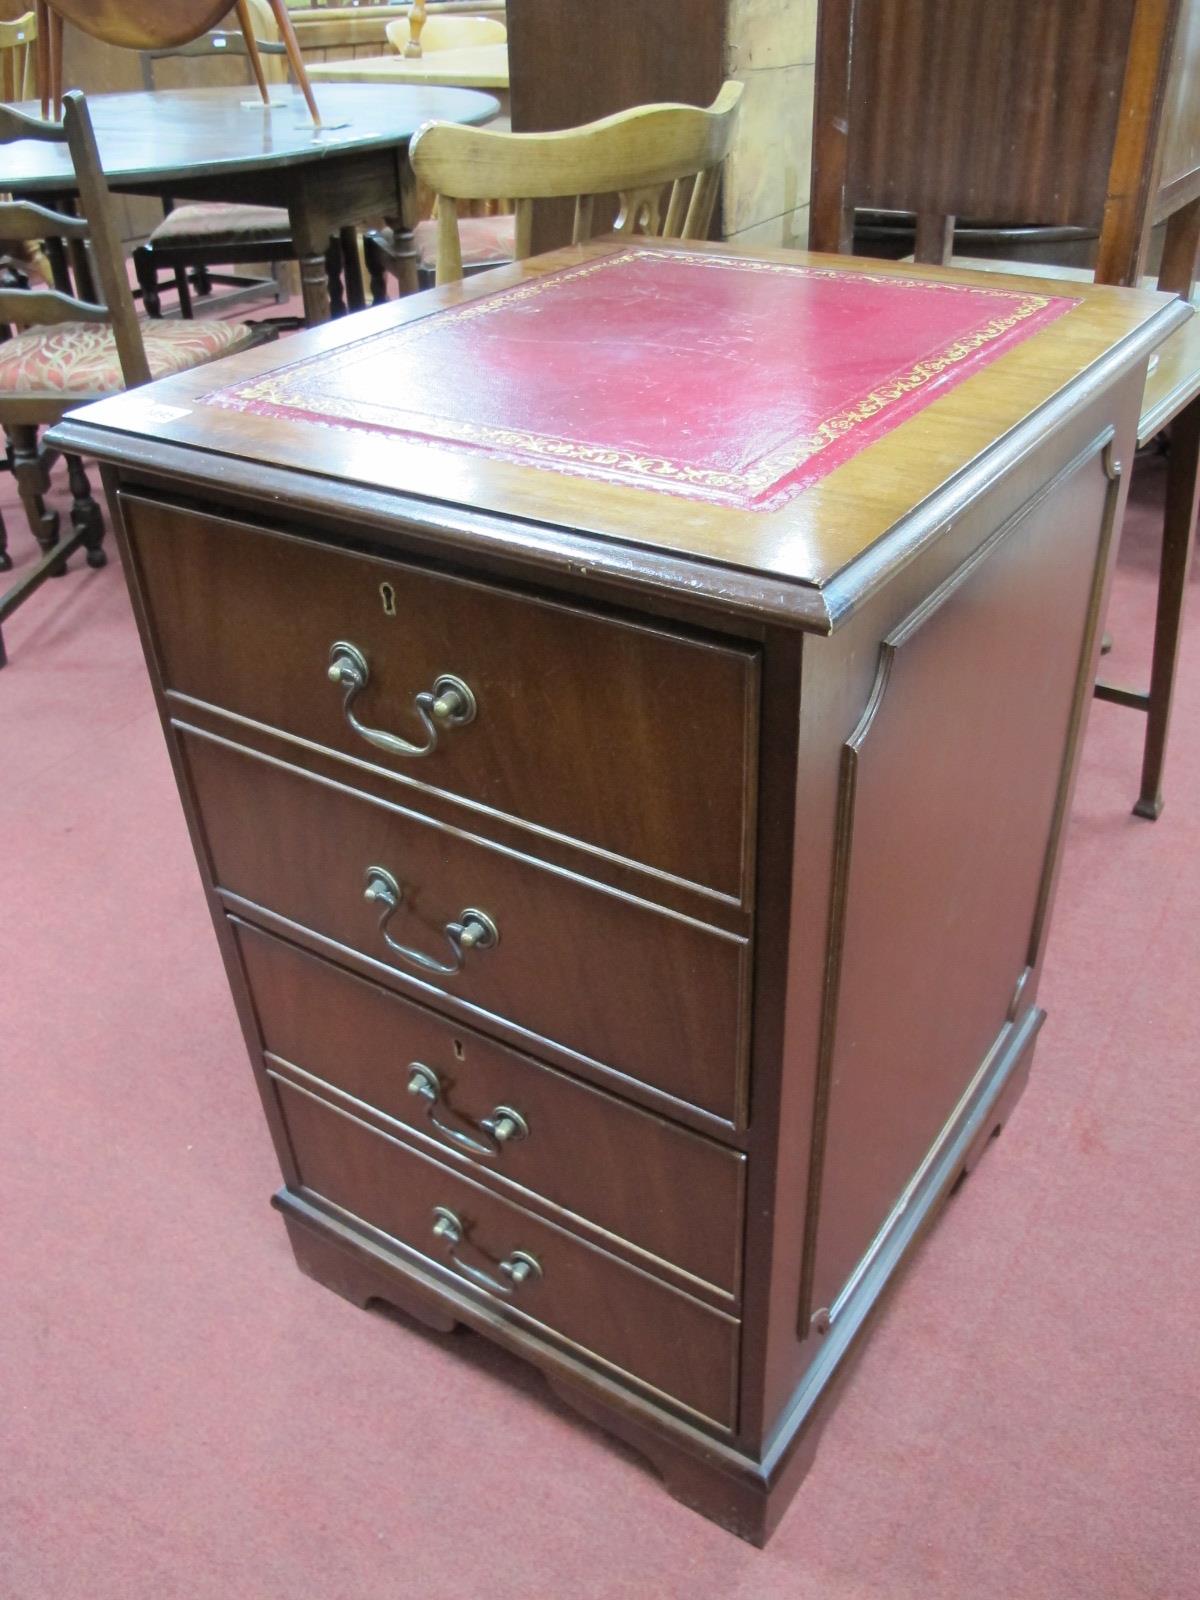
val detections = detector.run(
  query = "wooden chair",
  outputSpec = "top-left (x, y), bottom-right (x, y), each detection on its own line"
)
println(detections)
top-left (375, 80), bottom-right (743, 296)
top-left (810, 0), bottom-right (1200, 819)
top-left (386, 12), bottom-right (507, 57)
top-left (35, 0), bottom-right (322, 125)
top-left (0, 91), bottom-right (269, 667)
top-left (132, 2), bottom-right (363, 322)
top-left (0, 10), bottom-right (38, 99)
top-left (362, 9), bottom-right (511, 292)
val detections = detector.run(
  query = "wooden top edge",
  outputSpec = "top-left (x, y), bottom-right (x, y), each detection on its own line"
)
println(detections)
top-left (56, 238), bottom-right (1189, 624)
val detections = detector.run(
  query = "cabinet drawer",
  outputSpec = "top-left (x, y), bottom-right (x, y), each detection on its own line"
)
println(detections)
top-left (235, 922), bottom-right (744, 1293)
top-left (184, 729), bottom-right (749, 1123)
top-left (274, 1077), bottom-right (739, 1428)
top-left (124, 495), bottom-right (758, 901)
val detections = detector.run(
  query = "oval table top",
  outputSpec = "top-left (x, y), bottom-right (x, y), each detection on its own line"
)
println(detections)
top-left (0, 82), bottom-right (501, 192)
top-left (308, 43), bottom-right (510, 91)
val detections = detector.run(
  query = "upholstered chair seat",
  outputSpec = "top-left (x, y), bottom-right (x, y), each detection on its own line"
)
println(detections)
top-left (0, 315), bottom-right (257, 398)
top-left (147, 201), bottom-right (292, 247)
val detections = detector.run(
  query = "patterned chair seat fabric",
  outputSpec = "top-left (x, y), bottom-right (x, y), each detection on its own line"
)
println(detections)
top-left (415, 213), bottom-right (515, 270)
top-left (148, 201), bottom-right (292, 247)
top-left (0, 316), bottom-right (256, 398)
top-left (407, 213), bottom-right (516, 271)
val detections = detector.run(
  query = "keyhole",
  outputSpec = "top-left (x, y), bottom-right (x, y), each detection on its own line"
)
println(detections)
top-left (452, 1037), bottom-right (465, 1062)
top-left (380, 582), bottom-right (397, 617)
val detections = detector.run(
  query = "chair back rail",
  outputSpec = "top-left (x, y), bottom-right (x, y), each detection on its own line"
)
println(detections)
top-left (0, 285), bottom-right (111, 327)
top-left (412, 81), bottom-right (741, 286)
top-left (0, 92), bottom-right (150, 391)
top-left (0, 199), bottom-right (88, 243)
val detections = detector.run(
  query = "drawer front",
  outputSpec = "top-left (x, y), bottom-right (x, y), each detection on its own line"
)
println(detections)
top-left (125, 495), bottom-right (758, 901)
top-left (274, 1077), bottom-right (739, 1427)
top-left (236, 921), bottom-right (744, 1293)
top-left (184, 729), bottom-right (749, 1123)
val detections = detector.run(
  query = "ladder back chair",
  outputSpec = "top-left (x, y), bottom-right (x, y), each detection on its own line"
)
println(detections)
top-left (404, 79), bottom-right (744, 288)
top-left (132, 0), bottom-right (363, 321)
top-left (0, 91), bottom-right (268, 668)
top-left (810, 0), bottom-right (1200, 818)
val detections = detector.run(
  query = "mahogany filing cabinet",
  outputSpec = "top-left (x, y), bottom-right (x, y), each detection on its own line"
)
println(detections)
top-left (54, 241), bottom-right (1189, 1543)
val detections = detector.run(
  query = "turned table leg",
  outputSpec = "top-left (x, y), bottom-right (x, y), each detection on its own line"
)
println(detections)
top-left (387, 159), bottom-right (421, 299)
top-left (297, 253), bottom-right (332, 325)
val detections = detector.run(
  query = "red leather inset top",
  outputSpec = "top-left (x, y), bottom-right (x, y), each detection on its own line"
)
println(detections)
top-left (203, 248), bottom-right (1079, 510)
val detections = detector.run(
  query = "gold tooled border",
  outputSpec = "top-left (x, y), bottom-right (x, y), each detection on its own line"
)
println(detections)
top-left (209, 248), bottom-right (1069, 497)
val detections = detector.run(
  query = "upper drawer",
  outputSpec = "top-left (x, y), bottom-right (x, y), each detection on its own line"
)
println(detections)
top-left (122, 495), bottom-right (759, 902)
top-left (182, 728), bottom-right (750, 1125)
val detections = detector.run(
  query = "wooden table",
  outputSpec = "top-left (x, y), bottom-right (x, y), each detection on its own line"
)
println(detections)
top-left (309, 43), bottom-right (510, 119)
top-left (0, 81), bottom-right (499, 322)
top-left (52, 240), bottom-right (1188, 1543)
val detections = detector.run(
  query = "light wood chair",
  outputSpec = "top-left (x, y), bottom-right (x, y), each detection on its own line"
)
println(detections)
top-left (810, 0), bottom-right (1200, 819)
top-left (0, 10), bottom-right (38, 99)
top-left (385, 12), bottom-right (506, 56)
top-left (35, 0), bottom-right (322, 125)
top-left (0, 91), bottom-right (270, 667)
top-left (389, 79), bottom-right (743, 293)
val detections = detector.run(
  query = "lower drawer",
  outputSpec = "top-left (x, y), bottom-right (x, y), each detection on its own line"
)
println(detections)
top-left (236, 922), bottom-right (745, 1295)
top-left (274, 1077), bottom-right (739, 1429)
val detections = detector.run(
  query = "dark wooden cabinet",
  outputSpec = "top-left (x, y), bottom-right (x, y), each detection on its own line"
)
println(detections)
top-left (54, 238), bottom-right (1189, 1543)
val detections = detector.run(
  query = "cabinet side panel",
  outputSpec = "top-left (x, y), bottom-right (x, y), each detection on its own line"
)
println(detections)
top-left (807, 437), bottom-right (1119, 1317)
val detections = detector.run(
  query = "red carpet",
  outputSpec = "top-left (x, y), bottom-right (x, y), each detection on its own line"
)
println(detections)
top-left (1, 444), bottom-right (1198, 1598)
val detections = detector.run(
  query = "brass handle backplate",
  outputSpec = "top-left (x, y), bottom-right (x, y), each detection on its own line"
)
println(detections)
top-left (430, 1206), bottom-right (541, 1297)
top-left (363, 865), bottom-right (498, 978)
top-left (407, 1062), bottom-right (528, 1159)
top-left (328, 640), bottom-right (475, 760)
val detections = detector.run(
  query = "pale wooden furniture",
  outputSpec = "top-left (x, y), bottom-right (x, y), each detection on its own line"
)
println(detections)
top-left (810, 0), bottom-right (1200, 819)
top-left (0, 91), bottom-right (264, 666)
top-left (55, 236), bottom-right (1186, 1542)
top-left (35, 0), bottom-right (323, 124)
top-left (400, 81), bottom-right (744, 288)
top-left (307, 41), bottom-right (508, 93)
top-left (1, 82), bottom-right (499, 323)
top-left (290, 3), bottom-right (505, 67)
top-left (0, 8), bottom-right (37, 97)
top-left (386, 11), bottom-right (505, 56)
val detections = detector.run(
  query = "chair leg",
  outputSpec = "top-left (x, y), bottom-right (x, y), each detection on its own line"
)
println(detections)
top-left (65, 455), bottom-right (107, 569)
top-left (134, 247), bottom-right (163, 318)
top-left (340, 225), bottom-right (367, 312)
top-left (175, 266), bottom-right (194, 319)
top-left (0, 434), bottom-right (11, 571)
top-left (326, 238), bottom-right (347, 318)
top-left (9, 424), bottom-right (60, 558)
top-left (364, 234), bottom-right (389, 306)
top-left (1133, 394), bottom-right (1200, 820)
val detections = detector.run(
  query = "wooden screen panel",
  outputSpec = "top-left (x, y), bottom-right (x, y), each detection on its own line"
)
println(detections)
top-left (843, 0), bottom-right (1136, 226)
top-left (1157, 0), bottom-right (1200, 208)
